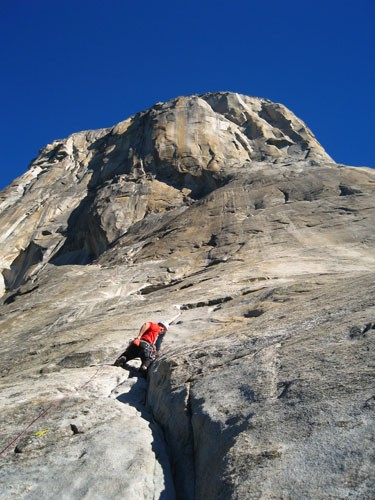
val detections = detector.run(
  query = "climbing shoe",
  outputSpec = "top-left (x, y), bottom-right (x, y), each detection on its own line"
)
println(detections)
top-left (114, 356), bottom-right (127, 368)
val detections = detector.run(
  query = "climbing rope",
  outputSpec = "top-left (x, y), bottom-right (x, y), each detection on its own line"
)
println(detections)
top-left (0, 401), bottom-right (60, 458)
top-left (1, 305), bottom-right (184, 459)
top-left (0, 365), bottom-right (104, 459)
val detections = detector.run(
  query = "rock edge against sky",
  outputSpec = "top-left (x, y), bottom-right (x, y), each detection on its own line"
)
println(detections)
top-left (0, 93), bottom-right (374, 499)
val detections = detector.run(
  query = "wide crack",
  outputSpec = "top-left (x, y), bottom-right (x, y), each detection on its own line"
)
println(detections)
top-left (110, 364), bottom-right (176, 499)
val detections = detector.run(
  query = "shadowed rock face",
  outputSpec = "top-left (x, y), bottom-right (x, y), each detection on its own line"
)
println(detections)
top-left (0, 92), bottom-right (374, 499)
top-left (0, 92), bottom-right (333, 279)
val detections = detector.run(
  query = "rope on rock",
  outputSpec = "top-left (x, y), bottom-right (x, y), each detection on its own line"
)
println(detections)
top-left (0, 401), bottom-right (60, 458)
top-left (1, 306), bottom-right (184, 458)
top-left (0, 365), bottom-right (103, 459)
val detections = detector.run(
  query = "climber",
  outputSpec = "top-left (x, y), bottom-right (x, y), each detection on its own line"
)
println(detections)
top-left (114, 321), bottom-right (169, 377)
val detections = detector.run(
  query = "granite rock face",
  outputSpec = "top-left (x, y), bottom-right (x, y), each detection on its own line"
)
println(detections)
top-left (0, 92), bottom-right (374, 499)
top-left (0, 93), bottom-right (332, 283)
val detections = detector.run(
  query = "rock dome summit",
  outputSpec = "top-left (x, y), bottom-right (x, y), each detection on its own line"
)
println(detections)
top-left (0, 92), bottom-right (374, 499)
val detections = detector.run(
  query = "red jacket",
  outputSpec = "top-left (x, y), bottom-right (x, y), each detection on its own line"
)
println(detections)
top-left (141, 322), bottom-right (163, 345)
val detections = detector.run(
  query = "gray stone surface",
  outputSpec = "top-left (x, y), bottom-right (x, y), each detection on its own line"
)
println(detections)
top-left (0, 92), bottom-right (374, 499)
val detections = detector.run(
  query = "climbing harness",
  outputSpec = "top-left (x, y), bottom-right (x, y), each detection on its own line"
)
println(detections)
top-left (1, 306), bottom-right (184, 458)
top-left (139, 340), bottom-right (156, 360)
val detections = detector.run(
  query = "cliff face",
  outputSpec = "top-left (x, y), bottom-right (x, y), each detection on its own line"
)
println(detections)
top-left (0, 92), bottom-right (374, 499)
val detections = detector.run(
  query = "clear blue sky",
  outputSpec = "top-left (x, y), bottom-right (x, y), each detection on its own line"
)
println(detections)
top-left (1, 0), bottom-right (374, 190)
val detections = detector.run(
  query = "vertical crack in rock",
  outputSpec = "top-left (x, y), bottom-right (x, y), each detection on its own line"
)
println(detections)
top-left (147, 363), bottom-right (196, 500)
top-left (111, 368), bottom-right (176, 499)
top-left (0, 92), bottom-right (374, 498)
top-left (147, 337), bottom-right (294, 499)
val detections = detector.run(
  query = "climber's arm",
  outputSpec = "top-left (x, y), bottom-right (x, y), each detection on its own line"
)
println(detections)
top-left (137, 322), bottom-right (151, 339)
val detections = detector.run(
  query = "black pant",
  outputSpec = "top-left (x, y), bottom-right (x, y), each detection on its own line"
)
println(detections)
top-left (117, 341), bottom-right (154, 370)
